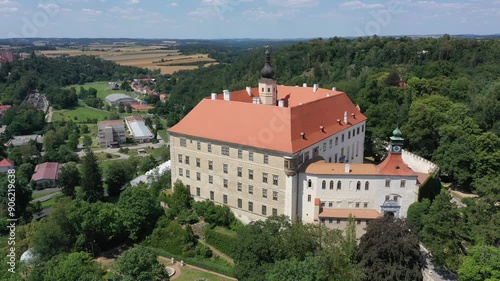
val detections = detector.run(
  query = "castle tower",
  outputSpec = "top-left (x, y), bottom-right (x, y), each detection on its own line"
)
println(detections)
top-left (258, 48), bottom-right (277, 106)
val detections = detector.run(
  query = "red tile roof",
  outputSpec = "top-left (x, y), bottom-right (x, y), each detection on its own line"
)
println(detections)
top-left (377, 153), bottom-right (417, 176)
top-left (319, 208), bottom-right (381, 219)
top-left (0, 158), bottom-right (14, 167)
top-left (169, 86), bottom-right (367, 154)
top-left (98, 120), bottom-right (124, 127)
top-left (131, 104), bottom-right (154, 111)
top-left (0, 105), bottom-right (11, 115)
top-left (125, 115), bottom-right (144, 122)
top-left (31, 162), bottom-right (61, 181)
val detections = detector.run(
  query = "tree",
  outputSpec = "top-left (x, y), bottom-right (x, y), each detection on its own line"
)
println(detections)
top-left (106, 160), bottom-right (135, 197)
top-left (125, 103), bottom-right (132, 113)
top-left (118, 103), bottom-right (125, 113)
top-left (407, 199), bottom-right (430, 231)
top-left (67, 133), bottom-right (79, 151)
top-left (458, 245), bottom-right (500, 281)
top-left (80, 149), bottom-right (103, 202)
top-left (165, 180), bottom-right (192, 217)
top-left (421, 191), bottom-right (465, 271)
top-left (267, 256), bottom-right (329, 281)
top-left (118, 186), bottom-right (162, 241)
top-left (43, 252), bottom-right (105, 281)
top-left (357, 217), bottom-right (423, 281)
top-left (120, 81), bottom-right (132, 92)
top-left (80, 124), bottom-right (89, 134)
top-left (139, 155), bottom-right (157, 173)
top-left (115, 246), bottom-right (169, 281)
top-left (83, 135), bottom-right (93, 148)
top-left (31, 219), bottom-right (73, 260)
top-left (58, 163), bottom-right (80, 198)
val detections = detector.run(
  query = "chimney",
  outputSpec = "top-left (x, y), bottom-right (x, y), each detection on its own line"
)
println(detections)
top-left (278, 100), bottom-right (285, 107)
top-left (246, 86), bottom-right (252, 96)
top-left (301, 132), bottom-right (306, 139)
top-left (223, 90), bottom-right (231, 101)
top-left (313, 84), bottom-right (319, 92)
top-left (345, 163), bottom-right (350, 173)
top-left (320, 126), bottom-right (324, 132)
top-left (351, 113), bottom-right (356, 119)
top-left (303, 83), bottom-right (307, 88)
top-left (211, 93), bottom-right (217, 100)
top-left (344, 111), bottom-right (348, 124)
top-left (332, 87), bottom-right (337, 91)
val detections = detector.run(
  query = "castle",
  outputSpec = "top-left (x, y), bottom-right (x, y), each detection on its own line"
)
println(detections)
top-left (169, 49), bottom-right (437, 235)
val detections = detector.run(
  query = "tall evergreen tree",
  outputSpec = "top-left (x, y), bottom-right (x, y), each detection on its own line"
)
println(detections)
top-left (58, 163), bottom-right (80, 198)
top-left (80, 149), bottom-right (103, 202)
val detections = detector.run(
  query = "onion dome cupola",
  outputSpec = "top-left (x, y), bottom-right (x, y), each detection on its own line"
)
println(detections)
top-left (389, 127), bottom-right (404, 154)
top-left (260, 48), bottom-right (275, 79)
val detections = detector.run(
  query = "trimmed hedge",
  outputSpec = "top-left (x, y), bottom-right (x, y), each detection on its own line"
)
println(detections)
top-left (204, 226), bottom-right (237, 258)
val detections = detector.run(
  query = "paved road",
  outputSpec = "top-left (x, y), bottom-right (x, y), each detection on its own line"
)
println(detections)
top-left (31, 191), bottom-right (61, 203)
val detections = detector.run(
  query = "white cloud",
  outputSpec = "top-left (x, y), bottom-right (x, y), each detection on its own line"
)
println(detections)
top-left (0, 6), bottom-right (16, 12)
top-left (169, 2), bottom-right (178, 7)
top-left (0, 0), bottom-right (18, 13)
top-left (267, 0), bottom-right (319, 8)
top-left (242, 7), bottom-right (299, 20)
top-left (341, 1), bottom-right (384, 10)
top-left (127, 0), bottom-right (140, 4)
top-left (82, 8), bottom-right (102, 16)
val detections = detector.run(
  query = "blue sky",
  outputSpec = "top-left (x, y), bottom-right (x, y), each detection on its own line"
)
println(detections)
top-left (1, 0), bottom-right (499, 38)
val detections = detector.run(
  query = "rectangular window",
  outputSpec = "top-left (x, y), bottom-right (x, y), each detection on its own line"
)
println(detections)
top-left (197, 141), bottom-right (201, 150)
top-left (180, 138), bottom-right (186, 147)
top-left (335, 137), bottom-right (338, 145)
top-left (328, 202), bottom-right (333, 207)
top-left (329, 139), bottom-right (333, 148)
top-left (262, 205), bottom-right (267, 215)
top-left (355, 202), bottom-right (360, 208)
top-left (357, 127), bottom-right (360, 134)
top-left (248, 185), bottom-right (253, 194)
top-left (208, 161), bottom-right (213, 170)
top-left (196, 158), bottom-right (200, 168)
top-left (222, 146), bottom-right (229, 156)
top-left (353, 129), bottom-right (356, 137)
top-left (335, 154), bottom-right (338, 163)
top-left (209, 175), bottom-right (213, 184)
top-left (223, 194), bottom-right (228, 204)
top-left (178, 154), bottom-right (183, 163)
top-left (210, 191), bottom-right (214, 200)
top-left (362, 124), bottom-right (365, 132)
top-left (264, 154), bottom-right (269, 164)
top-left (273, 175), bottom-right (278, 186)
top-left (185, 156), bottom-right (190, 165)
top-left (196, 172), bottom-right (201, 181)
top-left (272, 208), bottom-right (278, 216)
top-left (196, 187), bottom-right (200, 196)
top-left (262, 188), bottom-right (268, 198)
top-left (323, 143), bottom-right (326, 151)
top-left (238, 199), bottom-right (242, 208)
top-left (273, 191), bottom-right (278, 201)
top-left (248, 169), bottom-right (254, 180)
top-left (238, 149), bottom-right (242, 159)
top-left (400, 180), bottom-right (406, 188)
top-left (262, 173), bottom-right (268, 183)
top-left (337, 219), bottom-right (341, 224)
top-left (385, 179), bottom-right (391, 187)
top-left (304, 151), bottom-right (310, 161)
top-left (249, 152), bottom-right (254, 161)
top-left (313, 147), bottom-right (319, 157)
top-left (385, 195), bottom-right (390, 201)
top-left (364, 202), bottom-right (368, 208)
top-left (393, 196), bottom-right (398, 202)
top-left (321, 202), bottom-right (325, 207)
top-left (223, 179), bottom-right (228, 188)
top-left (341, 134), bottom-right (344, 142)
top-left (348, 131), bottom-right (351, 139)
top-left (208, 143), bottom-right (212, 153)
top-left (223, 164), bottom-right (228, 174)
top-left (178, 168), bottom-right (183, 176)
top-left (248, 202), bottom-right (253, 212)
top-left (186, 169), bottom-right (190, 178)
top-left (237, 167), bottom-right (242, 177)
top-left (237, 182), bottom-right (242, 192)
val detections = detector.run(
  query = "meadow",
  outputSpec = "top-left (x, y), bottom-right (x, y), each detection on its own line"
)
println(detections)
top-left (52, 106), bottom-right (110, 122)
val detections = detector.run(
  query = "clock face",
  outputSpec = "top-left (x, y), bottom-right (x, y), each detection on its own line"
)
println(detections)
top-left (392, 145), bottom-right (401, 153)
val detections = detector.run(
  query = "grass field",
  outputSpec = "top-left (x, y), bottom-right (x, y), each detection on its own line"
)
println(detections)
top-left (173, 266), bottom-right (233, 281)
top-left (52, 106), bottom-right (110, 122)
top-left (32, 189), bottom-right (60, 200)
top-left (72, 82), bottom-right (142, 99)
top-left (40, 46), bottom-right (216, 74)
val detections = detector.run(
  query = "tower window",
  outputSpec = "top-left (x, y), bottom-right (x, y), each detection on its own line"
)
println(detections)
top-left (322, 180), bottom-right (326, 189)
top-left (365, 181), bottom-right (369, 190)
top-left (356, 181), bottom-right (361, 191)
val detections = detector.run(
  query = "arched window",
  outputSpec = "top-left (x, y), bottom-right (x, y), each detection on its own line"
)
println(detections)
top-left (356, 181), bottom-right (361, 191)
top-left (365, 181), bottom-right (369, 190)
top-left (330, 180), bottom-right (334, 190)
top-left (322, 180), bottom-right (326, 189)
top-left (308, 179), bottom-right (312, 188)
top-left (337, 181), bottom-right (341, 190)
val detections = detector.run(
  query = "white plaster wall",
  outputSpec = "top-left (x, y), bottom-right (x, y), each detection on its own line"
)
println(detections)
top-left (402, 150), bottom-right (439, 174)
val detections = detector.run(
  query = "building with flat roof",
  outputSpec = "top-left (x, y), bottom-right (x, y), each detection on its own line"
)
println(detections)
top-left (6, 135), bottom-right (43, 147)
top-left (168, 49), bottom-right (437, 235)
top-left (31, 162), bottom-right (61, 187)
top-left (98, 120), bottom-right (126, 147)
top-left (125, 116), bottom-right (154, 143)
top-left (105, 93), bottom-right (138, 107)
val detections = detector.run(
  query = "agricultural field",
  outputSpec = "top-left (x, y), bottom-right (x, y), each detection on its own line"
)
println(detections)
top-left (40, 45), bottom-right (217, 74)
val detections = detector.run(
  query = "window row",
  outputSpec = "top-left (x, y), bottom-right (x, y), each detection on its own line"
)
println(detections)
top-left (321, 218), bottom-right (368, 225)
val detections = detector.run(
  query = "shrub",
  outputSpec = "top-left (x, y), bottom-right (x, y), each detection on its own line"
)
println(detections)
top-left (195, 244), bottom-right (213, 258)
top-left (143, 221), bottom-right (186, 255)
top-left (204, 226), bottom-right (237, 258)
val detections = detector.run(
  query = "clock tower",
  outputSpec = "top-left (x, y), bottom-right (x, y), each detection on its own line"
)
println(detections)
top-left (389, 127), bottom-right (404, 154)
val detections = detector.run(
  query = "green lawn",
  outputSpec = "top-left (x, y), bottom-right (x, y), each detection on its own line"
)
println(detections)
top-left (174, 266), bottom-right (233, 281)
top-left (71, 82), bottom-right (142, 99)
top-left (213, 227), bottom-right (237, 238)
top-left (94, 152), bottom-right (120, 161)
top-left (32, 189), bottom-right (60, 200)
top-left (53, 106), bottom-right (110, 122)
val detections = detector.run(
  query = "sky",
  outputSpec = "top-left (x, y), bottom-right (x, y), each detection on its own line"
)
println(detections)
top-left (0, 0), bottom-right (499, 39)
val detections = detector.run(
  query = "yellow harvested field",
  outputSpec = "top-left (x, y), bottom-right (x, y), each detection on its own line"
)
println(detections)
top-left (39, 46), bottom-right (216, 74)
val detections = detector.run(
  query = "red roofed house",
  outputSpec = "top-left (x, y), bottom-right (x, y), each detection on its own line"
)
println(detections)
top-left (0, 105), bottom-right (12, 116)
top-left (0, 158), bottom-right (15, 173)
top-left (31, 162), bottom-right (62, 187)
top-left (168, 49), bottom-right (437, 233)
